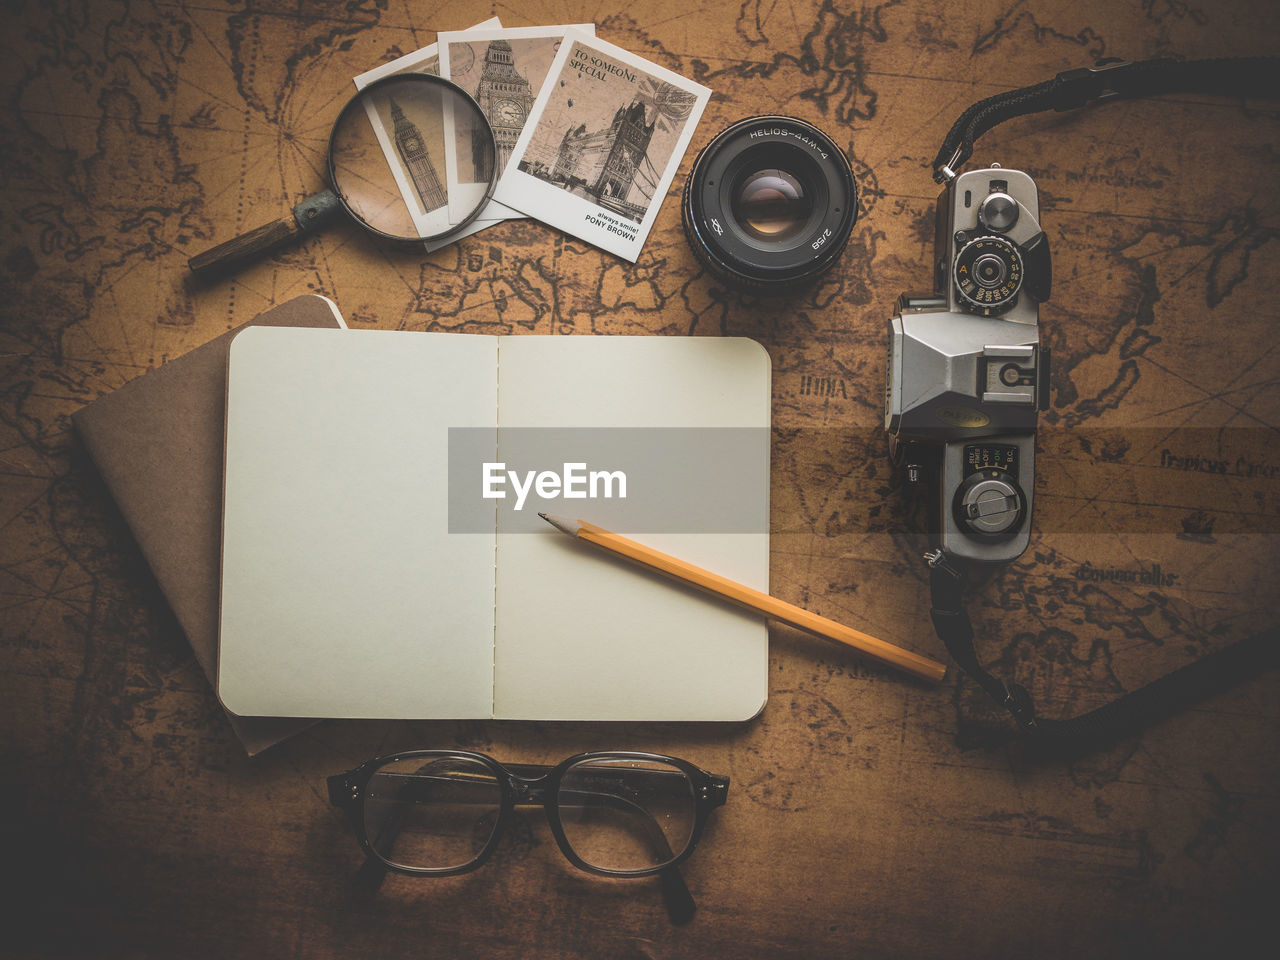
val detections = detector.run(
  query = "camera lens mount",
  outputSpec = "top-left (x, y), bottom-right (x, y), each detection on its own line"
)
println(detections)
top-left (682, 116), bottom-right (857, 293)
top-left (954, 235), bottom-right (1023, 314)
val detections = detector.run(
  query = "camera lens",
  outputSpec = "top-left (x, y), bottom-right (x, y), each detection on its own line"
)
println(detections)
top-left (682, 116), bottom-right (857, 293)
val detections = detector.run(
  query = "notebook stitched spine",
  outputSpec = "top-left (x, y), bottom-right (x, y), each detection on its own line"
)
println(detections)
top-left (491, 336), bottom-right (502, 718)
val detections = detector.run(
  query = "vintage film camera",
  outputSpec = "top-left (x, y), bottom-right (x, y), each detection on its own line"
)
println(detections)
top-left (682, 59), bottom-right (1276, 740)
top-left (884, 165), bottom-right (1051, 565)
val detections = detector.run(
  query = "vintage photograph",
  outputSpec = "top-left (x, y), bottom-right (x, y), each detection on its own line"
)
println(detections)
top-left (363, 82), bottom-right (449, 222)
top-left (352, 19), bottom-right (503, 240)
top-left (493, 31), bottom-right (709, 261)
top-left (438, 24), bottom-right (593, 223)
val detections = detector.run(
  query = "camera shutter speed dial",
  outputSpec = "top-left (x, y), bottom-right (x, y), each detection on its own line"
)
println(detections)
top-left (955, 469), bottom-right (1026, 538)
top-left (953, 235), bottom-right (1023, 314)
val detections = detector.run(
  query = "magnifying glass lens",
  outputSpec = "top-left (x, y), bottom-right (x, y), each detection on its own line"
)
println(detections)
top-left (331, 75), bottom-right (496, 241)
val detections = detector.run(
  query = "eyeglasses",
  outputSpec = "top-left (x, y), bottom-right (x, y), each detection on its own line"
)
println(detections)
top-left (327, 750), bottom-right (729, 920)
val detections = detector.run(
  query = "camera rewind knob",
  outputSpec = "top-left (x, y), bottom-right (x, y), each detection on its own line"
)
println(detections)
top-left (978, 192), bottom-right (1019, 233)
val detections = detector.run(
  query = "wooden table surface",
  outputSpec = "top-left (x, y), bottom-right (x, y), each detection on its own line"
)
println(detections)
top-left (3, 1), bottom-right (1278, 957)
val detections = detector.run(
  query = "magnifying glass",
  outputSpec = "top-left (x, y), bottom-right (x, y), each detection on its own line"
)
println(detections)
top-left (188, 74), bottom-right (496, 277)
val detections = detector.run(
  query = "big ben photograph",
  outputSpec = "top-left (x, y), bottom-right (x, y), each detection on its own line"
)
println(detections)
top-left (439, 25), bottom-right (592, 193)
top-left (389, 98), bottom-right (446, 212)
top-left (364, 81), bottom-right (453, 233)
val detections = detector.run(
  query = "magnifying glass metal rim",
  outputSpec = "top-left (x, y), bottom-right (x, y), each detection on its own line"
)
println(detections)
top-left (327, 72), bottom-right (500, 244)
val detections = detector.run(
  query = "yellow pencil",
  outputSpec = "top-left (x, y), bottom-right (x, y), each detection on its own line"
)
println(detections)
top-left (538, 513), bottom-right (947, 684)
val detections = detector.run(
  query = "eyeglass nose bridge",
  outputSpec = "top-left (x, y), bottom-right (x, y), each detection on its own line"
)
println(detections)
top-left (508, 774), bottom-right (551, 806)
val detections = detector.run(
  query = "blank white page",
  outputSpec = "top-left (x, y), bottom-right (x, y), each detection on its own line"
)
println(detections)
top-left (218, 327), bottom-right (498, 718)
top-left (493, 336), bottom-right (771, 721)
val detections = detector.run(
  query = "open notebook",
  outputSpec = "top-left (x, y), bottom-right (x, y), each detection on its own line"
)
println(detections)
top-left (217, 328), bottom-right (771, 721)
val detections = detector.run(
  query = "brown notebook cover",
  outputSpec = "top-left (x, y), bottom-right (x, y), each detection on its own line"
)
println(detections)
top-left (72, 294), bottom-right (346, 755)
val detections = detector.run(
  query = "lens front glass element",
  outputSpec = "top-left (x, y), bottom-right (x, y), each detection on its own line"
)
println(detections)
top-left (557, 758), bottom-right (696, 872)
top-left (329, 75), bottom-right (496, 241)
top-left (732, 168), bottom-right (812, 241)
top-left (363, 756), bottom-right (501, 871)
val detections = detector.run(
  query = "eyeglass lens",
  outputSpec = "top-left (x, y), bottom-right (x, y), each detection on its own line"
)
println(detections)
top-left (557, 758), bottom-right (697, 872)
top-left (360, 755), bottom-right (699, 874)
top-left (362, 756), bottom-right (501, 870)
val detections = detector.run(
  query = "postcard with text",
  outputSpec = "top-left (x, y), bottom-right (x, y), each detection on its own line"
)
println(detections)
top-left (493, 30), bottom-right (711, 262)
top-left (438, 24), bottom-right (594, 225)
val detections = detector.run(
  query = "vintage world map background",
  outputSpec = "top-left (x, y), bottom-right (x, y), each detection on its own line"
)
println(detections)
top-left (1, 0), bottom-right (1277, 957)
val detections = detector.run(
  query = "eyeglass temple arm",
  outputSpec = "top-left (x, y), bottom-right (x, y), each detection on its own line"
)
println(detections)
top-left (334, 768), bottom-right (726, 863)
top-left (327, 771), bottom-right (356, 807)
top-left (331, 764), bottom-right (727, 803)
top-left (330, 769), bottom-right (447, 894)
top-left (492, 768), bottom-right (715, 924)
top-left (328, 772), bottom-right (394, 894)
top-left (347, 770), bottom-right (685, 855)
top-left (503, 763), bottom-right (730, 806)
top-left (548, 784), bottom-right (698, 925)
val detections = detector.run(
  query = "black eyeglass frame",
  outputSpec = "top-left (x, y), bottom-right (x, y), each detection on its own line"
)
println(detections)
top-left (327, 749), bottom-right (729, 879)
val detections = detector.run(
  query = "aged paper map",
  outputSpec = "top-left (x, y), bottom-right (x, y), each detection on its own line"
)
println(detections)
top-left (1, 1), bottom-right (1276, 958)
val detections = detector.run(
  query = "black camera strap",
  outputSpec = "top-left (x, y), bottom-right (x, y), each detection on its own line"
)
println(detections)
top-left (932, 56), bottom-right (1280, 183)
top-left (921, 55), bottom-right (1280, 747)
top-left (927, 561), bottom-right (1280, 748)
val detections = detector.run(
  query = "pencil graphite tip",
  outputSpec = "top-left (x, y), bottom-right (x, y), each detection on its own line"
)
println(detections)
top-left (539, 513), bottom-right (582, 536)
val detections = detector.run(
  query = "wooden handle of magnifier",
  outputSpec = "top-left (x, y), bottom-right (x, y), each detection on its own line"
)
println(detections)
top-left (187, 215), bottom-right (302, 277)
